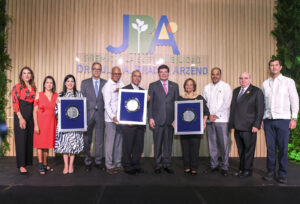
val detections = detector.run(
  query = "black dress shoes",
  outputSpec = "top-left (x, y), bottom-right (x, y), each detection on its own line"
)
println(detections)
top-left (85, 165), bottom-right (92, 172)
top-left (124, 169), bottom-right (137, 175)
top-left (239, 171), bottom-right (252, 178)
top-left (135, 168), bottom-right (145, 174)
top-left (263, 171), bottom-right (275, 181)
top-left (220, 169), bottom-right (228, 177)
top-left (203, 167), bottom-right (219, 174)
top-left (95, 164), bottom-right (106, 171)
top-left (276, 174), bottom-right (287, 184)
top-left (154, 168), bottom-right (162, 174)
top-left (232, 170), bottom-right (243, 177)
top-left (164, 167), bottom-right (174, 174)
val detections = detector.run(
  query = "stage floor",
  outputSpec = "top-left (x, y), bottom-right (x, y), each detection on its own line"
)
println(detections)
top-left (0, 157), bottom-right (300, 204)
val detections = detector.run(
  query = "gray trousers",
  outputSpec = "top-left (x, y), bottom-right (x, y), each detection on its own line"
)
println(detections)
top-left (105, 122), bottom-right (123, 169)
top-left (207, 122), bottom-right (229, 170)
top-left (84, 111), bottom-right (105, 166)
top-left (153, 125), bottom-right (174, 169)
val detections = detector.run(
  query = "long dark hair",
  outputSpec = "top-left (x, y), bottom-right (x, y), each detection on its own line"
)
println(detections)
top-left (60, 74), bottom-right (77, 97)
top-left (43, 76), bottom-right (56, 93)
top-left (19, 66), bottom-right (36, 91)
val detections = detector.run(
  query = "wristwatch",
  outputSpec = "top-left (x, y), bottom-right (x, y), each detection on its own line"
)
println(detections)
top-left (292, 118), bottom-right (297, 121)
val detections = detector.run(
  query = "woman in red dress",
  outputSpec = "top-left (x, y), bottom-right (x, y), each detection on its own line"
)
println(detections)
top-left (12, 67), bottom-right (36, 175)
top-left (33, 76), bottom-right (58, 174)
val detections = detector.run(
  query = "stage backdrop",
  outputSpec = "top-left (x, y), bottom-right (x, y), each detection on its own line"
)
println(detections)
top-left (5, 0), bottom-right (276, 157)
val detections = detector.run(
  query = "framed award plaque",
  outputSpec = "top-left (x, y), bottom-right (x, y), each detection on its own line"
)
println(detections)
top-left (58, 97), bottom-right (87, 132)
top-left (117, 89), bottom-right (148, 125)
top-left (174, 100), bottom-right (204, 135)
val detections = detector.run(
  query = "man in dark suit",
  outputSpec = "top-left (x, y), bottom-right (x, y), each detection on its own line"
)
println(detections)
top-left (148, 64), bottom-right (179, 174)
top-left (81, 62), bottom-right (107, 172)
top-left (121, 70), bottom-right (146, 175)
top-left (229, 72), bottom-right (264, 178)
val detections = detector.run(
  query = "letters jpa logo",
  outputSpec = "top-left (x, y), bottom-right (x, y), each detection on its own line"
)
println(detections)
top-left (107, 15), bottom-right (180, 55)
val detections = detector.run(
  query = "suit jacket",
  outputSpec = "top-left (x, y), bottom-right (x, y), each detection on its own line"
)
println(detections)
top-left (122, 83), bottom-right (146, 130)
top-left (229, 84), bottom-right (264, 131)
top-left (148, 80), bottom-right (179, 126)
top-left (81, 77), bottom-right (107, 122)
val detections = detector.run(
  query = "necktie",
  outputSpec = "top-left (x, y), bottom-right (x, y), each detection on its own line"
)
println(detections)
top-left (237, 88), bottom-right (245, 101)
top-left (94, 81), bottom-right (99, 98)
top-left (163, 82), bottom-right (168, 94)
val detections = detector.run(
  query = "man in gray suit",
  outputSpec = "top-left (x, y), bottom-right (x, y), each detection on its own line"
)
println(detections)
top-left (148, 64), bottom-right (179, 174)
top-left (81, 62), bottom-right (107, 172)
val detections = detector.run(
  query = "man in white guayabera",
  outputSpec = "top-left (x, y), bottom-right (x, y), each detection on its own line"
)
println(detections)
top-left (203, 67), bottom-right (232, 177)
top-left (102, 66), bottom-right (124, 175)
top-left (262, 58), bottom-right (299, 184)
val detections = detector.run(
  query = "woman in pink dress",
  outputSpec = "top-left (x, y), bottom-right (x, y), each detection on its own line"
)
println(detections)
top-left (33, 76), bottom-right (58, 175)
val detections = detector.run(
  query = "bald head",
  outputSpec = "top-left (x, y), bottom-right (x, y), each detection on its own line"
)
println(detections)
top-left (111, 66), bottom-right (122, 83)
top-left (239, 72), bottom-right (251, 88)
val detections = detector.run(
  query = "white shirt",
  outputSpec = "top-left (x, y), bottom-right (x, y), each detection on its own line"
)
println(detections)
top-left (92, 78), bottom-right (100, 90)
top-left (102, 78), bottom-right (124, 122)
top-left (238, 85), bottom-right (250, 96)
top-left (160, 80), bottom-right (168, 92)
top-left (131, 83), bottom-right (139, 90)
top-left (203, 80), bottom-right (232, 123)
top-left (262, 74), bottom-right (299, 119)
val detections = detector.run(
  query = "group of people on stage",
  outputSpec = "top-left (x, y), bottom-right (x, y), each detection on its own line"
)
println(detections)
top-left (12, 58), bottom-right (298, 184)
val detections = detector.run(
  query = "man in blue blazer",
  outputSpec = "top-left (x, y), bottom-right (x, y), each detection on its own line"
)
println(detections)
top-left (148, 64), bottom-right (179, 174)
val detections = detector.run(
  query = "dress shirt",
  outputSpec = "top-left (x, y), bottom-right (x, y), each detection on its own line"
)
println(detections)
top-left (160, 80), bottom-right (168, 93)
top-left (131, 83), bottom-right (139, 90)
top-left (203, 80), bottom-right (232, 123)
top-left (92, 78), bottom-right (100, 91)
top-left (102, 78), bottom-right (124, 122)
top-left (262, 74), bottom-right (299, 119)
top-left (238, 85), bottom-right (250, 95)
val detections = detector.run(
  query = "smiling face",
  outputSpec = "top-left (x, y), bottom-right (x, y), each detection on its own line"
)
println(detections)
top-left (65, 77), bottom-right (75, 91)
top-left (211, 68), bottom-right (221, 84)
top-left (269, 60), bottom-right (282, 77)
top-left (44, 78), bottom-right (54, 92)
top-left (21, 69), bottom-right (32, 83)
top-left (239, 72), bottom-right (251, 88)
top-left (184, 79), bottom-right (195, 94)
top-left (158, 68), bottom-right (169, 81)
top-left (131, 71), bottom-right (141, 86)
top-left (92, 63), bottom-right (101, 79)
top-left (111, 67), bottom-right (122, 83)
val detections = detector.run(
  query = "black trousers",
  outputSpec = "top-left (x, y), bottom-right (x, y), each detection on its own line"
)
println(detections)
top-left (122, 125), bottom-right (145, 171)
top-left (234, 130), bottom-right (257, 172)
top-left (180, 135), bottom-right (201, 170)
top-left (13, 100), bottom-right (34, 168)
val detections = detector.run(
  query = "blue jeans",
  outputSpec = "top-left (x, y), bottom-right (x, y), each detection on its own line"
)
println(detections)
top-left (264, 119), bottom-right (290, 175)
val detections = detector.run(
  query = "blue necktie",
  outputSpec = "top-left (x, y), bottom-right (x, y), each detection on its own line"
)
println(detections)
top-left (94, 81), bottom-right (99, 98)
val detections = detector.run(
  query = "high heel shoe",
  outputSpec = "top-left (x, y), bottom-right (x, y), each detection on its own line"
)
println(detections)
top-left (38, 163), bottom-right (46, 175)
top-left (19, 167), bottom-right (29, 175)
top-left (19, 171), bottom-right (29, 175)
top-left (191, 170), bottom-right (198, 175)
top-left (184, 169), bottom-right (191, 175)
top-left (68, 166), bottom-right (74, 174)
top-left (63, 170), bottom-right (68, 175)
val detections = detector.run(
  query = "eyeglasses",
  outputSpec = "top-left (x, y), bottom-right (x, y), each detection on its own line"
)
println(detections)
top-left (112, 73), bottom-right (122, 76)
top-left (92, 68), bottom-right (101, 71)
